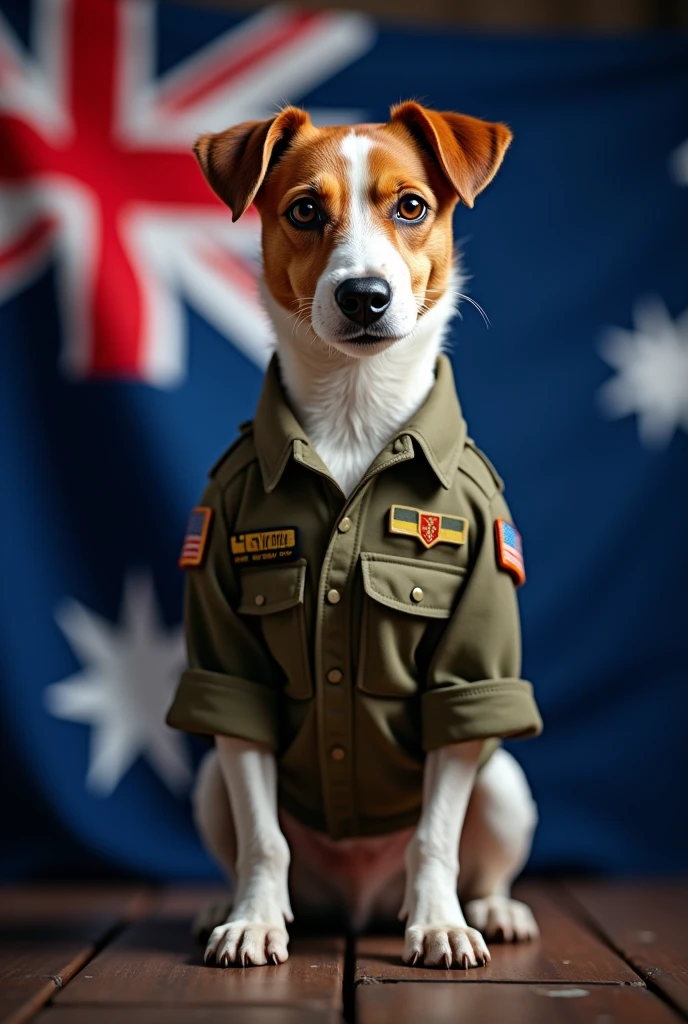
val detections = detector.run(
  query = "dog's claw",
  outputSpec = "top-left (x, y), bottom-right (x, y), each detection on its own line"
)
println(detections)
top-left (443, 951), bottom-right (451, 968)
top-left (205, 917), bottom-right (290, 968)
top-left (411, 951), bottom-right (419, 965)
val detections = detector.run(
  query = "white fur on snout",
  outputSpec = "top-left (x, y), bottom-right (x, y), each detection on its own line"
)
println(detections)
top-left (311, 132), bottom-right (419, 351)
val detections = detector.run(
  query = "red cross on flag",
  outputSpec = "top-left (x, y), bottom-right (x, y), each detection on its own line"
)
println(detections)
top-left (0, 0), bottom-right (374, 386)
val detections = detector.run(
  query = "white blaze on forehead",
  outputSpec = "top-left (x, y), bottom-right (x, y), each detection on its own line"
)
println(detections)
top-left (340, 131), bottom-right (374, 248)
top-left (310, 129), bottom-right (418, 347)
top-left (333, 130), bottom-right (400, 280)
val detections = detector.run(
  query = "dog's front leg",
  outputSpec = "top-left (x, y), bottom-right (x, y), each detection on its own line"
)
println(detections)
top-left (399, 739), bottom-right (490, 968)
top-left (204, 735), bottom-right (293, 968)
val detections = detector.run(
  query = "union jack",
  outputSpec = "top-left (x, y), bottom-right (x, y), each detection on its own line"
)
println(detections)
top-left (0, 0), bottom-right (374, 386)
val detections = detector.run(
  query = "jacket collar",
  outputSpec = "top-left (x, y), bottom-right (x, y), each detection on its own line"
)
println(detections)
top-left (252, 353), bottom-right (467, 492)
top-left (400, 353), bottom-right (467, 488)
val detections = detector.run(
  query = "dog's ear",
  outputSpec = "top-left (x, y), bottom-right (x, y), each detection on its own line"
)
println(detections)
top-left (390, 101), bottom-right (512, 208)
top-left (194, 107), bottom-right (311, 222)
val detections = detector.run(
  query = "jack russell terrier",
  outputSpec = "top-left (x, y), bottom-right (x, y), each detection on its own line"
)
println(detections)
top-left (166, 102), bottom-right (543, 970)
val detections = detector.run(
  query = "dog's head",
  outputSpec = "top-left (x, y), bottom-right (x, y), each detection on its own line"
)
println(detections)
top-left (195, 103), bottom-right (511, 357)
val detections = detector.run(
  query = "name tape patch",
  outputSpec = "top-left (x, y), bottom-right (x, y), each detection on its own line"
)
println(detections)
top-left (231, 527), bottom-right (300, 565)
top-left (389, 505), bottom-right (468, 550)
top-left (179, 507), bottom-right (213, 568)
top-left (495, 518), bottom-right (525, 586)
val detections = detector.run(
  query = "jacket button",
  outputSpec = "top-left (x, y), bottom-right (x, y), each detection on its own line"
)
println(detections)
top-left (393, 437), bottom-right (405, 453)
top-left (327, 668), bottom-right (343, 684)
top-left (254, 594), bottom-right (266, 606)
top-left (331, 746), bottom-right (346, 761)
top-left (338, 517), bottom-right (352, 533)
top-left (327, 588), bottom-right (341, 604)
top-left (411, 587), bottom-right (424, 603)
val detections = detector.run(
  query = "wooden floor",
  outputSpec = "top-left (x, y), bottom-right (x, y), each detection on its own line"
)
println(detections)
top-left (1, 881), bottom-right (686, 1023)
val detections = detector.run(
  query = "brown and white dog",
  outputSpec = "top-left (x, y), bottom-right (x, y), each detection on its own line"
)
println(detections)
top-left (191, 103), bottom-right (539, 969)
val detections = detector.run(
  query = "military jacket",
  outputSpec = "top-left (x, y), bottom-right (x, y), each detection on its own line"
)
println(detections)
top-left (166, 354), bottom-right (542, 840)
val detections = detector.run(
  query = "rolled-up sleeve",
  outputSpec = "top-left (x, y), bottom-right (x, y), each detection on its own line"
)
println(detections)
top-left (165, 480), bottom-right (279, 749)
top-left (422, 492), bottom-right (542, 751)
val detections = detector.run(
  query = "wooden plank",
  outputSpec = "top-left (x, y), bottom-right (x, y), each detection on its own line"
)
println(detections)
top-left (0, 886), bottom-right (148, 1024)
top-left (38, 1010), bottom-right (342, 1023)
top-left (355, 883), bottom-right (641, 984)
top-left (55, 888), bottom-right (345, 1010)
top-left (566, 880), bottom-right (688, 1016)
top-left (357, 981), bottom-right (683, 1024)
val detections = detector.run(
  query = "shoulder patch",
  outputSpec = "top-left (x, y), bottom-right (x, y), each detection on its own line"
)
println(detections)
top-left (495, 518), bottom-right (525, 586)
top-left (179, 507), bottom-right (213, 569)
top-left (459, 441), bottom-right (504, 499)
top-left (208, 430), bottom-right (258, 489)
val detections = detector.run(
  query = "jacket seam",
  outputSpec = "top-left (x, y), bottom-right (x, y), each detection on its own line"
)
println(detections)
top-left (425, 681), bottom-right (532, 700)
top-left (361, 551), bottom-right (467, 577)
top-left (210, 436), bottom-right (259, 492)
top-left (458, 463), bottom-right (499, 500)
top-left (180, 669), bottom-right (276, 693)
top-left (366, 594), bottom-right (451, 615)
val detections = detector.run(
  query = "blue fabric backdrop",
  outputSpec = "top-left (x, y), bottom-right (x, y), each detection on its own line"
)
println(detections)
top-left (0, 0), bottom-right (686, 880)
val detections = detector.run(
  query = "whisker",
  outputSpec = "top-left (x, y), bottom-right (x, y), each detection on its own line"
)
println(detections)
top-left (420, 286), bottom-right (490, 327)
top-left (456, 292), bottom-right (491, 329)
top-left (284, 296), bottom-right (316, 338)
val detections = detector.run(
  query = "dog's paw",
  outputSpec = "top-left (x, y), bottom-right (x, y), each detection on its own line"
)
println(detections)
top-left (192, 899), bottom-right (234, 946)
top-left (403, 924), bottom-right (490, 969)
top-left (204, 920), bottom-right (289, 967)
top-left (464, 895), bottom-right (539, 943)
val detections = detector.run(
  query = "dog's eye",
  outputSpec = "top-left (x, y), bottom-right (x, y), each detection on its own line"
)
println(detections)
top-left (396, 196), bottom-right (427, 222)
top-left (287, 199), bottom-right (321, 229)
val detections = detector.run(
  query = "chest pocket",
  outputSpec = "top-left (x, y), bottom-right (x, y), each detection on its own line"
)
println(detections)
top-left (238, 561), bottom-right (312, 700)
top-left (357, 552), bottom-right (466, 698)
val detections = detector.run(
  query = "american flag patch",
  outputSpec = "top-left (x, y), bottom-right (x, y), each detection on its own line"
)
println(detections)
top-left (179, 507), bottom-right (213, 569)
top-left (495, 518), bottom-right (526, 586)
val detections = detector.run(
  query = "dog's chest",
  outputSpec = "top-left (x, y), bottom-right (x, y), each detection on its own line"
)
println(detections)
top-left (307, 433), bottom-right (383, 498)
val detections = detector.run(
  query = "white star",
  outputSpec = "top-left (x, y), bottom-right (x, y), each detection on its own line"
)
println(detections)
top-left (669, 139), bottom-right (688, 185)
top-left (598, 297), bottom-right (688, 449)
top-left (45, 571), bottom-right (191, 797)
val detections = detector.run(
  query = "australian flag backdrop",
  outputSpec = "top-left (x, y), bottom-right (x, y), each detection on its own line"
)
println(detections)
top-left (1, 0), bottom-right (687, 882)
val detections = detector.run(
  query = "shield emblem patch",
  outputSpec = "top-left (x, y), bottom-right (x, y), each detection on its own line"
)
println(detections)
top-left (419, 513), bottom-right (440, 547)
top-left (389, 505), bottom-right (468, 550)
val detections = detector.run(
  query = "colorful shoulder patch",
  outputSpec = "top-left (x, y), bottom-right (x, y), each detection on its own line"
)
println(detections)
top-left (179, 507), bottom-right (213, 568)
top-left (389, 505), bottom-right (468, 550)
top-left (495, 518), bottom-right (525, 586)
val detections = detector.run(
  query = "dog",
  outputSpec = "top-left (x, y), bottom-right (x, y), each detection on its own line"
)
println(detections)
top-left (168, 102), bottom-right (542, 970)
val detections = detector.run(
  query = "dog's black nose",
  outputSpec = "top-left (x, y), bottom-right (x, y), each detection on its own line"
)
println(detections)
top-left (334, 277), bottom-right (391, 327)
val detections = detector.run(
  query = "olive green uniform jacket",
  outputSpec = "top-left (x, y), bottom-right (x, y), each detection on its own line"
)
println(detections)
top-left (166, 354), bottom-right (542, 840)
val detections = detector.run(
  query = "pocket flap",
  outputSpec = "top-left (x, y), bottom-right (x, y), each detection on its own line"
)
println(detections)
top-left (360, 552), bottom-right (465, 619)
top-left (239, 561), bottom-right (306, 615)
